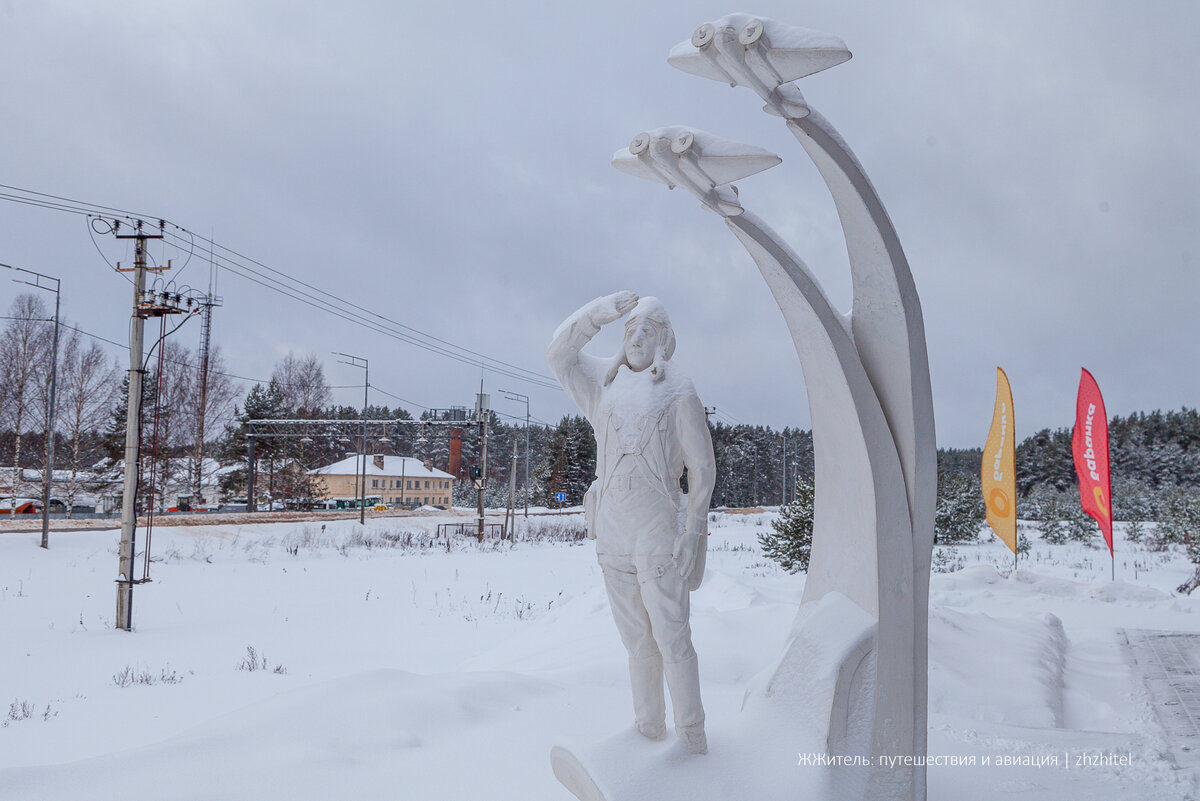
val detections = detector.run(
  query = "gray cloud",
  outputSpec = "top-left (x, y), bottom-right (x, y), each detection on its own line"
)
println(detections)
top-left (1, 0), bottom-right (1196, 446)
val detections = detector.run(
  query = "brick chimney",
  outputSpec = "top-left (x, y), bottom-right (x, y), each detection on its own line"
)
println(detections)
top-left (449, 428), bottom-right (462, 476)
top-left (373, 454), bottom-right (385, 471)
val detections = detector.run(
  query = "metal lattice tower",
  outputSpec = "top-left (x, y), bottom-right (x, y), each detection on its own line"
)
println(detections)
top-left (191, 292), bottom-right (223, 503)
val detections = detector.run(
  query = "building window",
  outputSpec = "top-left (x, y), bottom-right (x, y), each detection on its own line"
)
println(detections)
top-left (372, 479), bottom-right (379, 488)
top-left (425, 480), bottom-right (430, 489)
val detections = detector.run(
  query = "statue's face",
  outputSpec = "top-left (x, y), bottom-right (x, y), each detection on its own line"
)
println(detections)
top-left (623, 316), bottom-right (664, 372)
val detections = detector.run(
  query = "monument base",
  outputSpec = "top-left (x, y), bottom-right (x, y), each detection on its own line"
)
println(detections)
top-left (551, 592), bottom-right (882, 801)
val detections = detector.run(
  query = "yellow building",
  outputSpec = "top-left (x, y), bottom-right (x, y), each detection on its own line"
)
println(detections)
top-left (310, 454), bottom-right (454, 508)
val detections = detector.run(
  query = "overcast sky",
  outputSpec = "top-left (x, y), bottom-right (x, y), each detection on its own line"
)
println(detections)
top-left (1, 0), bottom-right (1197, 448)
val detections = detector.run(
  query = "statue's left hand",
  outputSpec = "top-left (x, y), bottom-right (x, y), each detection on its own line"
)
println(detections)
top-left (672, 529), bottom-right (700, 579)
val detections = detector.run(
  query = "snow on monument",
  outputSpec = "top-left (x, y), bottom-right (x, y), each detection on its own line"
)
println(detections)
top-left (547, 292), bottom-right (716, 755)
top-left (550, 15), bottom-right (936, 801)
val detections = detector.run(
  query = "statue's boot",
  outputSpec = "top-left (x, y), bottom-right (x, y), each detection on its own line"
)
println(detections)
top-left (664, 655), bottom-right (706, 754)
top-left (630, 654), bottom-right (667, 739)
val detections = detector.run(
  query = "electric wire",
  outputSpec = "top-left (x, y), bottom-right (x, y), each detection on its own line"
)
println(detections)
top-left (0, 185), bottom-right (561, 390)
top-left (56, 321), bottom-right (363, 392)
top-left (368, 385), bottom-right (430, 411)
top-left (153, 227), bottom-right (562, 390)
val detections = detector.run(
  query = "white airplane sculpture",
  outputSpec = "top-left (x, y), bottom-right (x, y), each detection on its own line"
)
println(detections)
top-left (552, 14), bottom-right (935, 801)
top-left (611, 126), bottom-right (780, 216)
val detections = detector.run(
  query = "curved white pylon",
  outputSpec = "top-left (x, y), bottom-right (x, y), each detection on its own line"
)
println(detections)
top-left (667, 17), bottom-right (936, 800)
top-left (785, 108), bottom-right (936, 801)
top-left (725, 211), bottom-right (916, 789)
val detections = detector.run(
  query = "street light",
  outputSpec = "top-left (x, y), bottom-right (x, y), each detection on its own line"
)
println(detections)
top-left (499, 389), bottom-right (530, 517)
top-left (333, 352), bottom-right (369, 524)
top-left (1, 262), bottom-right (61, 549)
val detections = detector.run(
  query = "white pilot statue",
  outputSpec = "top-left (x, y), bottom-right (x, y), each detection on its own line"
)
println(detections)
top-left (547, 291), bottom-right (716, 755)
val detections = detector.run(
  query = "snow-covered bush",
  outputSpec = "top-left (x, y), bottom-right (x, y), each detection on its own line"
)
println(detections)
top-left (1032, 493), bottom-right (1095, 545)
top-left (514, 515), bottom-right (587, 543)
top-left (932, 547), bottom-right (965, 573)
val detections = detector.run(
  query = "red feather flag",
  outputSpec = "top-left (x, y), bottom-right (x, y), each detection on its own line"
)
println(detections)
top-left (1072, 369), bottom-right (1113, 556)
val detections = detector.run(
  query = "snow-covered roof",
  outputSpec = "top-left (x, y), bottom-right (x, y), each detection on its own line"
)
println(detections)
top-left (309, 454), bottom-right (454, 480)
top-left (21, 469), bottom-right (76, 482)
top-left (0, 498), bottom-right (40, 511)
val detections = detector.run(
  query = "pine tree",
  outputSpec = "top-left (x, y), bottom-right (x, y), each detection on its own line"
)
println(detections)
top-left (759, 475), bottom-right (814, 573)
top-left (1062, 499), bottom-right (1098, 545)
top-left (1035, 494), bottom-right (1071, 545)
top-left (101, 374), bottom-right (156, 464)
top-left (98, 373), bottom-right (158, 511)
top-left (219, 380), bottom-right (286, 501)
top-left (1159, 486), bottom-right (1200, 552)
top-left (934, 470), bottom-right (986, 544)
top-left (1168, 485), bottom-right (1200, 594)
top-left (534, 415), bottom-right (595, 505)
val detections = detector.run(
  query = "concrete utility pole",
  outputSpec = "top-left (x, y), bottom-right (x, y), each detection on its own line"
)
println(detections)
top-left (475, 387), bottom-right (489, 540)
top-left (41, 281), bottom-right (60, 549)
top-left (334, 352), bottom-right (369, 524)
top-left (1, 262), bottom-right (61, 549)
top-left (246, 430), bottom-right (257, 511)
top-left (503, 441), bottom-right (518, 538)
top-left (500, 390), bottom-right (530, 517)
top-left (115, 220), bottom-right (165, 632)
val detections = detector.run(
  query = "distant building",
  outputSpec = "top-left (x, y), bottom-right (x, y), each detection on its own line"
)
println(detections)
top-left (0, 459), bottom-right (231, 515)
top-left (309, 454), bottom-right (454, 508)
top-left (0, 497), bottom-right (41, 515)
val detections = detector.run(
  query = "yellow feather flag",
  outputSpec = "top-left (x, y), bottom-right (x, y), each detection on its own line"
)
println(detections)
top-left (981, 367), bottom-right (1017, 554)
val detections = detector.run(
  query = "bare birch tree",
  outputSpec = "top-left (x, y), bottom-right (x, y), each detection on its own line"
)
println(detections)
top-left (271, 351), bottom-right (331, 417)
top-left (58, 330), bottom-right (120, 516)
top-left (0, 293), bottom-right (51, 510)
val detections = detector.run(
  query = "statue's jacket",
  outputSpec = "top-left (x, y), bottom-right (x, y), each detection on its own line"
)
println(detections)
top-left (546, 303), bottom-right (715, 563)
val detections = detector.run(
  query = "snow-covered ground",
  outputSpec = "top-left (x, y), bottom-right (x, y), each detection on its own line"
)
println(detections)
top-left (1, 513), bottom-right (1196, 800)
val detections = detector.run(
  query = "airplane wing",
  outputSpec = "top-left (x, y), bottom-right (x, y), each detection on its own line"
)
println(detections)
top-left (611, 149), bottom-right (673, 185)
top-left (761, 46), bottom-right (852, 84)
top-left (691, 151), bottom-right (781, 185)
top-left (666, 40), bottom-right (734, 84)
top-left (612, 127), bottom-right (780, 187)
top-left (668, 15), bottom-right (851, 85)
